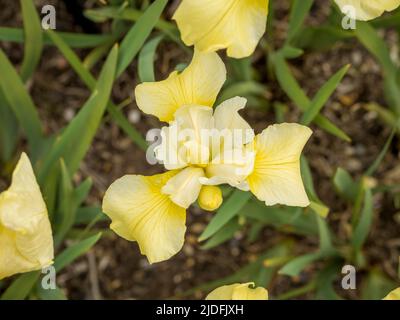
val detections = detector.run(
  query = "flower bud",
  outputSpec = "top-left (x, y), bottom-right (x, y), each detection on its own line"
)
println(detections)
top-left (198, 186), bottom-right (223, 211)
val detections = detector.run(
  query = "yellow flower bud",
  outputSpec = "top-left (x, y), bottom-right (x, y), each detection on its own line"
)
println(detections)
top-left (198, 186), bottom-right (223, 211)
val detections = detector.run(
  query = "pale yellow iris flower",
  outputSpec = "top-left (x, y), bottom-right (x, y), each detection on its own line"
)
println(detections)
top-left (173, 0), bottom-right (269, 59)
top-left (102, 50), bottom-right (311, 264)
top-left (383, 287), bottom-right (400, 300)
top-left (0, 153), bottom-right (54, 280)
top-left (335, 0), bottom-right (400, 20)
top-left (206, 283), bottom-right (268, 300)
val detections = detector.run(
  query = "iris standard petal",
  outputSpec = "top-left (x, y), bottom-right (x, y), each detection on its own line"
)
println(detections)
top-left (206, 283), bottom-right (268, 300)
top-left (173, 0), bottom-right (269, 58)
top-left (335, 0), bottom-right (400, 20)
top-left (102, 171), bottom-right (187, 264)
top-left (213, 96), bottom-right (255, 147)
top-left (247, 123), bottom-right (312, 207)
top-left (135, 50), bottom-right (226, 122)
top-left (0, 153), bottom-right (54, 280)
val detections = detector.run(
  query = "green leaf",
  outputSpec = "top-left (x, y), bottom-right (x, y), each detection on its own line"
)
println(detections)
top-left (138, 35), bottom-right (163, 82)
top-left (0, 48), bottom-right (43, 151)
top-left (361, 269), bottom-right (398, 300)
top-left (217, 81), bottom-right (267, 105)
top-left (75, 206), bottom-right (108, 225)
top-left (355, 22), bottom-right (400, 115)
top-left (279, 252), bottom-right (321, 277)
top-left (365, 129), bottom-right (395, 176)
top-left (19, 0), bottom-right (43, 82)
top-left (315, 262), bottom-right (342, 300)
top-left (38, 45), bottom-right (118, 183)
top-left (36, 285), bottom-right (67, 300)
top-left (352, 188), bottom-right (374, 250)
top-left (0, 88), bottom-right (18, 163)
top-left (84, 6), bottom-right (181, 44)
top-left (46, 30), bottom-right (95, 88)
top-left (54, 233), bottom-right (102, 272)
top-left (333, 167), bottom-right (358, 202)
top-left (0, 272), bottom-right (40, 300)
top-left (199, 190), bottom-right (252, 241)
top-left (286, 0), bottom-right (314, 43)
top-left (54, 161), bottom-right (78, 246)
top-left (201, 218), bottom-right (240, 250)
top-left (272, 53), bottom-right (351, 141)
top-left (0, 27), bottom-right (112, 48)
top-left (242, 201), bottom-right (319, 236)
top-left (116, 0), bottom-right (168, 77)
top-left (46, 30), bottom-right (147, 150)
top-left (316, 213), bottom-right (333, 252)
top-left (300, 64), bottom-right (350, 125)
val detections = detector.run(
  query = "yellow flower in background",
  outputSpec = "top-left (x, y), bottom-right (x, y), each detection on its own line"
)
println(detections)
top-left (335, 0), bottom-right (400, 20)
top-left (173, 0), bottom-right (269, 59)
top-left (0, 153), bottom-right (54, 280)
top-left (206, 283), bottom-right (268, 300)
top-left (103, 50), bottom-right (311, 264)
top-left (383, 287), bottom-right (400, 300)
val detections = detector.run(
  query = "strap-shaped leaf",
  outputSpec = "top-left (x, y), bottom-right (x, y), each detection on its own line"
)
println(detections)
top-left (0, 49), bottom-right (43, 152)
top-left (20, 0), bottom-right (43, 82)
top-left (38, 45), bottom-right (118, 182)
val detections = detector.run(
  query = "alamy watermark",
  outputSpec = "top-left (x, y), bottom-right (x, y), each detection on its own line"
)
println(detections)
top-left (41, 5), bottom-right (56, 30)
top-left (341, 5), bottom-right (357, 30)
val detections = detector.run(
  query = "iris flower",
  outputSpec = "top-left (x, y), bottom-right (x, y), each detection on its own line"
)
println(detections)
top-left (206, 283), bottom-right (268, 300)
top-left (383, 287), bottom-right (400, 300)
top-left (335, 0), bottom-right (400, 20)
top-left (0, 153), bottom-right (54, 280)
top-left (102, 51), bottom-right (311, 264)
top-left (173, 0), bottom-right (269, 58)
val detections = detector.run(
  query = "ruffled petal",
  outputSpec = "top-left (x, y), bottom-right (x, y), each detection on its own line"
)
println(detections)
top-left (383, 287), bottom-right (400, 300)
top-left (213, 97), bottom-right (255, 146)
top-left (202, 145), bottom-right (255, 190)
top-left (162, 167), bottom-right (205, 208)
top-left (247, 123), bottom-right (312, 207)
top-left (102, 171), bottom-right (187, 264)
top-left (335, 0), bottom-right (400, 20)
top-left (173, 0), bottom-right (269, 58)
top-left (206, 283), bottom-right (268, 300)
top-left (135, 50), bottom-right (226, 122)
top-left (0, 153), bottom-right (53, 280)
top-left (155, 105), bottom-right (213, 169)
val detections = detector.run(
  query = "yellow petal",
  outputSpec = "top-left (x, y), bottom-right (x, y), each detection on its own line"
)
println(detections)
top-left (155, 122), bottom-right (190, 170)
top-left (135, 50), bottom-right (226, 122)
top-left (102, 171), bottom-right (187, 264)
top-left (335, 0), bottom-right (400, 20)
top-left (173, 0), bottom-right (269, 58)
top-left (206, 283), bottom-right (268, 300)
top-left (202, 145), bottom-right (255, 190)
top-left (247, 123), bottom-right (312, 207)
top-left (155, 105), bottom-right (213, 169)
top-left (383, 287), bottom-right (400, 300)
top-left (213, 97), bottom-right (255, 146)
top-left (162, 167), bottom-right (205, 209)
top-left (0, 153), bottom-right (54, 280)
